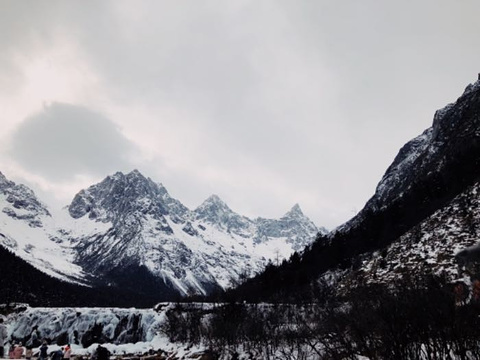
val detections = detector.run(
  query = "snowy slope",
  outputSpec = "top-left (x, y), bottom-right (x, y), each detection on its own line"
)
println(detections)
top-left (0, 173), bottom-right (88, 284)
top-left (343, 181), bottom-right (480, 287)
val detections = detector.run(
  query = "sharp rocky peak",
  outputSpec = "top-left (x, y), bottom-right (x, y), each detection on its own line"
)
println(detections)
top-left (195, 194), bottom-right (237, 218)
top-left (68, 170), bottom-right (173, 221)
top-left (194, 194), bottom-right (254, 233)
top-left (109, 169), bottom-right (152, 187)
top-left (112, 170), bottom-right (171, 198)
top-left (95, 170), bottom-right (161, 202)
top-left (0, 168), bottom-right (324, 299)
top-left (199, 194), bottom-right (229, 208)
top-left (283, 204), bottom-right (305, 218)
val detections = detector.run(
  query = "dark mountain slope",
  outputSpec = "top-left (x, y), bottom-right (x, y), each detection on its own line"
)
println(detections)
top-left (0, 245), bottom-right (163, 307)
top-left (228, 80), bottom-right (480, 302)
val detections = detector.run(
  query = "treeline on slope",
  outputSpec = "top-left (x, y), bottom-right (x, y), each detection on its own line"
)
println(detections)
top-left (167, 274), bottom-right (480, 359)
top-left (0, 245), bottom-right (170, 307)
top-left (222, 118), bottom-right (480, 303)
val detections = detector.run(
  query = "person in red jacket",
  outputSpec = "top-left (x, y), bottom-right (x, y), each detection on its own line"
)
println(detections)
top-left (63, 344), bottom-right (72, 360)
top-left (13, 343), bottom-right (24, 359)
top-left (8, 344), bottom-right (14, 359)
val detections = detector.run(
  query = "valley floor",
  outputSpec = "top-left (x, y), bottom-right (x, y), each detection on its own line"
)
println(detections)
top-left (4, 293), bottom-right (480, 360)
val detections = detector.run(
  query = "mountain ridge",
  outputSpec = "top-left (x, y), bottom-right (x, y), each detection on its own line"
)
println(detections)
top-left (0, 169), bottom-right (324, 301)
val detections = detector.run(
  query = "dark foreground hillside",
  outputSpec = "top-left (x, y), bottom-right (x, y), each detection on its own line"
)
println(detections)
top-left (0, 245), bottom-right (164, 307)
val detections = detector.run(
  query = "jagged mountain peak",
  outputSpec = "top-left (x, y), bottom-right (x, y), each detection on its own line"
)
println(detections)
top-left (194, 195), bottom-right (254, 235)
top-left (197, 194), bottom-right (230, 211)
top-left (194, 194), bottom-right (240, 222)
top-left (207, 194), bottom-right (222, 202)
top-left (127, 168), bottom-right (144, 177)
top-left (0, 171), bottom-right (8, 183)
top-left (107, 169), bottom-right (153, 188)
top-left (316, 77), bottom-right (480, 292)
top-left (283, 204), bottom-right (304, 218)
top-left (68, 170), bottom-right (170, 221)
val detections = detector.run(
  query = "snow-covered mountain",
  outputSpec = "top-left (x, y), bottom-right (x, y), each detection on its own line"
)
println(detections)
top-left (329, 79), bottom-right (480, 290)
top-left (0, 170), bottom-right (324, 300)
top-left (67, 170), bottom-right (325, 296)
top-left (336, 80), bottom-right (480, 236)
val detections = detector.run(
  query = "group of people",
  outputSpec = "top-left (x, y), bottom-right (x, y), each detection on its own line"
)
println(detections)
top-left (7, 343), bottom-right (33, 359)
top-left (0, 319), bottom-right (74, 360)
top-left (48, 344), bottom-right (72, 360)
top-left (0, 319), bottom-right (110, 360)
top-left (0, 318), bottom-right (28, 359)
top-left (5, 342), bottom-right (71, 360)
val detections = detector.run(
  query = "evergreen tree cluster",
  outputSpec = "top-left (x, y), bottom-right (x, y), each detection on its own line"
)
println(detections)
top-left (0, 245), bottom-right (162, 308)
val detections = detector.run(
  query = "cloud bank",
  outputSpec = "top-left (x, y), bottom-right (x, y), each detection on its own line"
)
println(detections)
top-left (9, 103), bottom-right (137, 181)
top-left (1, 1), bottom-right (480, 228)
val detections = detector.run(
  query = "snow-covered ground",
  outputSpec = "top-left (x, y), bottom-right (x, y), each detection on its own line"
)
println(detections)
top-left (341, 181), bottom-right (480, 289)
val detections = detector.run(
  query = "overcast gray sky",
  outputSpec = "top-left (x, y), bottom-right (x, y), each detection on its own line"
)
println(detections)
top-left (1, 0), bottom-right (479, 229)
